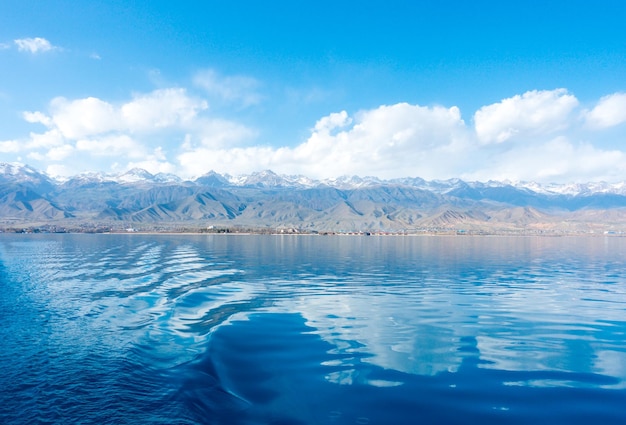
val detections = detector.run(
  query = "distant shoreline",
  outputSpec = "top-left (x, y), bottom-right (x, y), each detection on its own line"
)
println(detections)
top-left (1, 228), bottom-right (623, 237)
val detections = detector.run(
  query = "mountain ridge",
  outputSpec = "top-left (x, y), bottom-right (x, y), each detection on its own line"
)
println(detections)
top-left (5, 162), bottom-right (626, 195)
top-left (2, 162), bottom-right (626, 233)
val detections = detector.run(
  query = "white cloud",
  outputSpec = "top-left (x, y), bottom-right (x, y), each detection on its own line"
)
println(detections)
top-left (0, 129), bottom-right (64, 157)
top-left (8, 85), bottom-right (626, 184)
top-left (26, 151), bottom-right (45, 161)
top-left (0, 140), bottom-right (21, 153)
top-left (0, 42), bottom-right (11, 50)
top-left (464, 136), bottom-right (626, 183)
top-left (46, 89), bottom-right (208, 139)
top-left (126, 160), bottom-right (177, 175)
top-left (45, 144), bottom-right (75, 161)
top-left (289, 103), bottom-right (469, 178)
top-left (26, 129), bottom-right (64, 149)
top-left (50, 96), bottom-right (120, 139)
top-left (178, 146), bottom-right (276, 178)
top-left (474, 89), bottom-right (579, 144)
top-left (8, 86), bottom-right (256, 177)
top-left (193, 69), bottom-right (262, 107)
top-left (45, 163), bottom-right (74, 177)
top-left (313, 111), bottom-right (351, 133)
top-left (177, 103), bottom-right (470, 179)
top-left (125, 147), bottom-right (176, 175)
top-left (121, 88), bottom-right (207, 131)
top-left (194, 119), bottom-right (258, 148)
top-left (174, 94), bottom-right (626, 183)
top-left (76, 135), bottom-right (146, 158)
top-left (14, 37), bottom-right (56, 53)
top-left (584, 93), bottom-right (626, 129)
top-left (23, 111), bottom-right (53, 127)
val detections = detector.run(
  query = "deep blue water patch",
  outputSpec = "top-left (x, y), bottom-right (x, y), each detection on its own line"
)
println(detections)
top-left (0, 234), bottom-right (625, 424)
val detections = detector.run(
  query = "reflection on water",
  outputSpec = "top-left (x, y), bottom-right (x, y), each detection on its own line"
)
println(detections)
top-left (0, 234), bottom-right (625, 424)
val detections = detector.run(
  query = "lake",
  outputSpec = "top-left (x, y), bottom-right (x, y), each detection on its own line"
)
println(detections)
top-left (0, 234), bottom-right (625, 424)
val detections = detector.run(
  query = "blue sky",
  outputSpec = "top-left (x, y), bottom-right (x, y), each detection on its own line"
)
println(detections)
top-left (1, 1), bottom-right (626, 182)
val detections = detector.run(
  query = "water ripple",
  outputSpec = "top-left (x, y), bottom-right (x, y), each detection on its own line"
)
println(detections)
top-left (1, 234), bottom-right (625, 424)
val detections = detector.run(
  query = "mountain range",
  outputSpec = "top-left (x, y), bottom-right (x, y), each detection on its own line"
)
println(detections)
top-left (2, 162), bottom-right (626, 234)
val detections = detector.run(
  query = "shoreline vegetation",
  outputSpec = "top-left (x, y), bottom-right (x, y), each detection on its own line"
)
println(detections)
top-left (1, 223), bottom-right (624, 236)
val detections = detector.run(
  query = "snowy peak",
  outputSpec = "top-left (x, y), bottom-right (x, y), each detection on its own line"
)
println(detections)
top-left (239, 170), bottom-right (283, 187)
top-left (516, 181), bottom-right (626, 196)
top-left (4, 162), bottom-right (626, 197)
top-left (322, 175), bottom-right (383, 189)
top-left (194, 171), bottom-right (231, 187)
top-left (0, 162), bottom-right (55, 192)
top-left (60, 168), bottom-right (181, 187)
top-left (116, 168), bottom-right (155, 184)
top-left (4, 163), bottom-right (626, 232)
top-left (153, 173), bottom-right (182, 184)
top-left (0, 162), bottom-right (49, 181)
top-left (241, 170), bottom-right (310, 187)
top-left (230, 170), bottom-right (318, 188)
top-left (62, 172), bottom-right (112, 187)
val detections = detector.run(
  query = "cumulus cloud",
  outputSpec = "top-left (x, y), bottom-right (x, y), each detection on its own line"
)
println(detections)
top-left (313, 111), bottom-right (351, 133)
top-left (6, 84), bottom-right (626, 183)
top-left (584, 93), bottom-right (626, 129)
top-left (193, 119), bottom-right (258, 148)
top-left (290, 103), bottom-right (469, 178)
top-left (45, 163), bottom-right (74, 177)
top-left (465, 137), bottom-right (626, 183)
top-left (49, 97), bottom-right (120, 139)
top-left (193, 69), bottom-right (262, 107)
top-left (9, 87), bottom-right (253, 176)
top-left (44, 88), bottom-right (208, 139)
top-left (26, 151), bottom-right (45, 161)
top-left (177, 103), bottom-right (471, 179)
top-left (28, 145), bottom-right (74, 162)
top-left (23, 111), bottom-right (53, 127)
top-left (474, 89), bottom-right (579, 144)
top-left (14, 37), bottom-right (56, 53)
top-left (76, 135), bottom-right (146, 158)
top-left (175, 92), bottom-right (626, 182)
top-left (126, 160), bottom-right (177, 176)
top-left (45, 144), bottom-right (75, 161)
top-left (121, 88), bottom-right (208, 131)
top-left (26, 129), bottom-right (64, 149)
top-left (0, 140), bottom-right (21, 153)
top-left (123, 147), bottom-right (176, 175)
top-left (178, 146), bottom-right (275, 178)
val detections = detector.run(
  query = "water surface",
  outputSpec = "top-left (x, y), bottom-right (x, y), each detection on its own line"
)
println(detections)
top-left (0, 234), bottom-right (625, 424)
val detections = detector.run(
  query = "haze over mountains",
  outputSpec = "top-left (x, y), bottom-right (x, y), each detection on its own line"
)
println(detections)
top-left (2, 163), bottom-right (626, 233)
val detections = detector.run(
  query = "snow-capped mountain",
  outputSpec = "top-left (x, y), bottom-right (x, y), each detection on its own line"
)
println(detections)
top-left (57, 168), bottom-right (183, 187)
top-left (516, 181), bottom-right (626, 196)
top-left (61, 171), bottom-right (112, 186)
top-left (3, 161), bottom-right (626, 195)
top-left (0, 163), bottom-right (52, 184)
top-left (323, 175), bottom-right (383, 189)
top-left (115, 168), bottom-right (158, 184)
top-left (0, 162), bottom-right (56, 193)
top-left (223, 170), bottom-right (318, 188)
top-left (153, 173), bottom-right (183, 184)
top-left (194, 171), bottom-right (231, 187)
top-left (3, 162), bottom-right (626, 232)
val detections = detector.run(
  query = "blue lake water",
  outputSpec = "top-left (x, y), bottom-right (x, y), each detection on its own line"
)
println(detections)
top-left (0, 234), bottom-right (625, 424)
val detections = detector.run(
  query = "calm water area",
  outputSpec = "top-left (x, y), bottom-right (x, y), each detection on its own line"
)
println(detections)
top-left (0, 234), bottom-right (625, 424)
